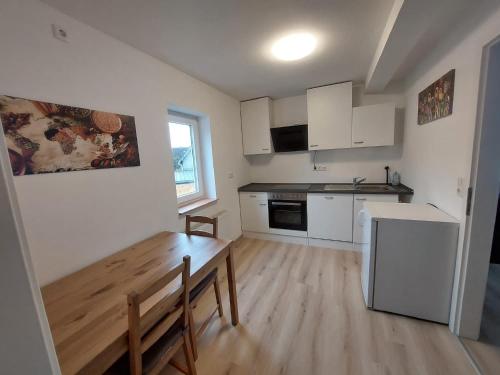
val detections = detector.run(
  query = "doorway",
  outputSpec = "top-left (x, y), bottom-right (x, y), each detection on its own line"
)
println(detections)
top-left (458, 36), bottom-right (500, 374)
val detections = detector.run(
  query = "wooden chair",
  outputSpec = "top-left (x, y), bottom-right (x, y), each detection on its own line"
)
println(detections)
top-left (185, 215), bottom-right (224, 359)
top-left (106, 256), bottom-right (196, 375)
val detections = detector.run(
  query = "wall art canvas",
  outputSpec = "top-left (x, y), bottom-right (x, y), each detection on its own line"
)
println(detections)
top-left (0, 96), bottom-right (140, 175)
top-left (418, 69), bottom-right (455, 125)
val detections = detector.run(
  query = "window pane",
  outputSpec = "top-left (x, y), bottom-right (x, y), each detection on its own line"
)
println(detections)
top-left (169, 122), bottom-right (198, 198)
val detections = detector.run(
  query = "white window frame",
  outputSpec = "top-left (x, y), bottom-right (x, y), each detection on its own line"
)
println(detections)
top-left (168, 113), bottom-right (204, 205)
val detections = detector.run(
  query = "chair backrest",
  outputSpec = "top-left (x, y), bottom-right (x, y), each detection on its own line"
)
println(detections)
top-left (185, 215), bottom-right (218, 238)
top-left (127, 256), bottom-right (191, 375)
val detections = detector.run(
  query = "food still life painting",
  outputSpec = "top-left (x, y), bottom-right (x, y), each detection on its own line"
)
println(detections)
top-left (417, 69), bottom-right (455, 125)
top-left (0, 95), bottom-right (140, 176)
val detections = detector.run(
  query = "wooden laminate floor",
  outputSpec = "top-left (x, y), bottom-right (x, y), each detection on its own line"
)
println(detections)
top-left (163, 238), bottom-right (474, 375)
top-left (462, 264), bottom-right (500, 375)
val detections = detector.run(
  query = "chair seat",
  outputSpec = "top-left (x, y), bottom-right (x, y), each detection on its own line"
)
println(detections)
top-left (105, 319), bottom-right (184, 375)
top-left (190, 268), bottom-right (218, 304)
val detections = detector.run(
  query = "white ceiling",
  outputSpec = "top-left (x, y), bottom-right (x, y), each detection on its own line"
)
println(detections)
top-left (41, 0), bottom-right (395, 100)
top-left (40, 0), bottom-right (498, 100)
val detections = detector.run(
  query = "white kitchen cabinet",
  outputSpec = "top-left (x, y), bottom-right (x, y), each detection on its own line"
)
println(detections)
top-left (240, 97), bottom-right (272, 155)
top-left (307, 194), bottom-right (353, 242)
top-left (307, 82), bottom-right (352, 151)
top-left (353, 194), bottom-right (399, 243)
top-left (352, 103), bottom-right (396, 148)
top-left (239, 192), bottom-right (269, 233)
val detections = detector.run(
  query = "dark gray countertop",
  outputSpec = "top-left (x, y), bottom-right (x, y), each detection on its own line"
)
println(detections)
top-left (238, 182), bottom-right (414, 195)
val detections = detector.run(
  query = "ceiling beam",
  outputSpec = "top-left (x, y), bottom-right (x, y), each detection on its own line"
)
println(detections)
top-left (365, 0), bottom-right (405, 93)
top-left (366, 0), bottom-right (440, 93)
top-left (365, 0), bottom-right (471, 93)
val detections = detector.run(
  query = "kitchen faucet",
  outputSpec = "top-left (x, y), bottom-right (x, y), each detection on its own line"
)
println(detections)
top-left (353, 176), bottom-right (366, 188)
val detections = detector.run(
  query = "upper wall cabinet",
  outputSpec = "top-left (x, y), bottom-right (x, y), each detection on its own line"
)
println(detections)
top-left (352, 103), bottom-right (396, 148)
top-left (241, 97), bottom-right (272, 155)
top-left (307, 82), bottom-right (352, 151)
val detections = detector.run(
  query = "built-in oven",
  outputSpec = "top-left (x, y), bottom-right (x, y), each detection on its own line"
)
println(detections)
top-left (268, 192), bottom-right (307, 232)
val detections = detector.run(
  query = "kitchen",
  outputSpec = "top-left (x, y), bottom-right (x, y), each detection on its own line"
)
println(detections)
top-left (237, 81), bottom-right (458, 324)
top-left (2, 1), bottom-right (500, 375)
top-left (238, 84), bottom-right (410, 248)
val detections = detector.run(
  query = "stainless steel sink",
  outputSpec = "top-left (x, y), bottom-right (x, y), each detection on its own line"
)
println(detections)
top-left (323, 184), bottom-right (355, 191)
top-left (322, 184), bottom-right (395, 192)
top-left (356, 185), bottom-right (395, 192)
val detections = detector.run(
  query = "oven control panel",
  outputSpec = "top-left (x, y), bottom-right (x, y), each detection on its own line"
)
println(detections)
top-left (267, 192), bottom-right (307, 201)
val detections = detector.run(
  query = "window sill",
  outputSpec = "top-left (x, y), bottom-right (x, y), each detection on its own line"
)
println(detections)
top-left (178, 197), bottom-right (218, 216)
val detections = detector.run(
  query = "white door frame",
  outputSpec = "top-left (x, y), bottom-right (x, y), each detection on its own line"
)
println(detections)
top-left (0, 124), bottom-right (61, 372)
top-left (453, 35), bottom-right (500, 339)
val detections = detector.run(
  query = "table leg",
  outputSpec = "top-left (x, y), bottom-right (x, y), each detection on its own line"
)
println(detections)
top-left (226, 245), bottom-right (239, 326)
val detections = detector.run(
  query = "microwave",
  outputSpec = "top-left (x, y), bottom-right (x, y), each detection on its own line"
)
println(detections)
top-left (270, 124), bottom-right (308, 152)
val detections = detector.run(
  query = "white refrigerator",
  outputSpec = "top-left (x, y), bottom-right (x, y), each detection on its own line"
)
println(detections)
top-left (359, 202), bottom-right (459, 323)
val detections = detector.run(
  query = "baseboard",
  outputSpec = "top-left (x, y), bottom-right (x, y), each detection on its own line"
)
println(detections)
top-left (242, 231), bottom-right (308, 245)
top-left (308, 238), bottom-right (361, 252)
top-left (242, 231), bottom-right (362, 251)
top-left (269, 228), bottom-right (308, 237)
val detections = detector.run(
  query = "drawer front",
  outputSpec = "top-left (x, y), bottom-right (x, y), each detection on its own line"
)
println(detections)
top-left (239, 192), bottom-right (268, 201)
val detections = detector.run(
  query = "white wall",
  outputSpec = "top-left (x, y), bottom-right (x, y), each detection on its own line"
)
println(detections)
top-left (0, 0), bottom-right (248, 286)
top-left (400, 3), bottom-right (500, 334)
top-left (247, 88), bottom-right (406, 183)
top-left (272, 95), bottom-right (308, 127)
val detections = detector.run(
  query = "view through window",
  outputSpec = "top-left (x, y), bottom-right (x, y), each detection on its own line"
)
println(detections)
top-left (168, 114), bottom-right (203, 202)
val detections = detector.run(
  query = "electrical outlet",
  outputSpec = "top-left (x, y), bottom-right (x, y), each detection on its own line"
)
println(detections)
top-left (52, 24), bottom-right (69, 42)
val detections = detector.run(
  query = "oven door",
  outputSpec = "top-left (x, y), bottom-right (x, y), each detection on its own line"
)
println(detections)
top-left (268, 200), bottom-right (307, 231)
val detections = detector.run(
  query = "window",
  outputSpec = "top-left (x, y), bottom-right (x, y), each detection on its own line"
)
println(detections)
top-left (168, 113), bottom-right (204, 204)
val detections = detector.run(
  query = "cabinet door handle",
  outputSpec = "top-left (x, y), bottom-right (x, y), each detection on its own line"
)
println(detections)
top-left (262, 148), bottom-right (269, 151)
top-left (310, 144), bottom-right (319, 148)
top-left (259, 203), bottom-right (267, 206)
top-left (324, 196), bottom-right (334, 200)
top-left (249, 195), bottom-right (257, 198)
top-left (353, 141), bottom-right (365, 144)
top-left (356, 198), bottom-right (367, 201)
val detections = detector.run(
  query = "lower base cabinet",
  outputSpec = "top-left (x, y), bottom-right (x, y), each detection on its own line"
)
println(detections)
top-left (239, 192), bottom-right (269, 233)
top-left (307, 194), bottom-right (354, 242)
top-left (353, 194), bottom-right (399, 243)
top-left (239, 192), bottom-right (400, 243)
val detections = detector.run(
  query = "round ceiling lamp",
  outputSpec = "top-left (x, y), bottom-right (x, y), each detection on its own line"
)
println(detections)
top-left (271, 32), bottom-right (317, 61)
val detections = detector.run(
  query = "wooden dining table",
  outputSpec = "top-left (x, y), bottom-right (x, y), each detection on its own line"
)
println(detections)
top-left (41, 231), bottom-right (239, 375)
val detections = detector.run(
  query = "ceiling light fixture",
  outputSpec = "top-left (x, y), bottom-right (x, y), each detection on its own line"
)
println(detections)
top-left (271, 32), bottom-right (317, 61)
